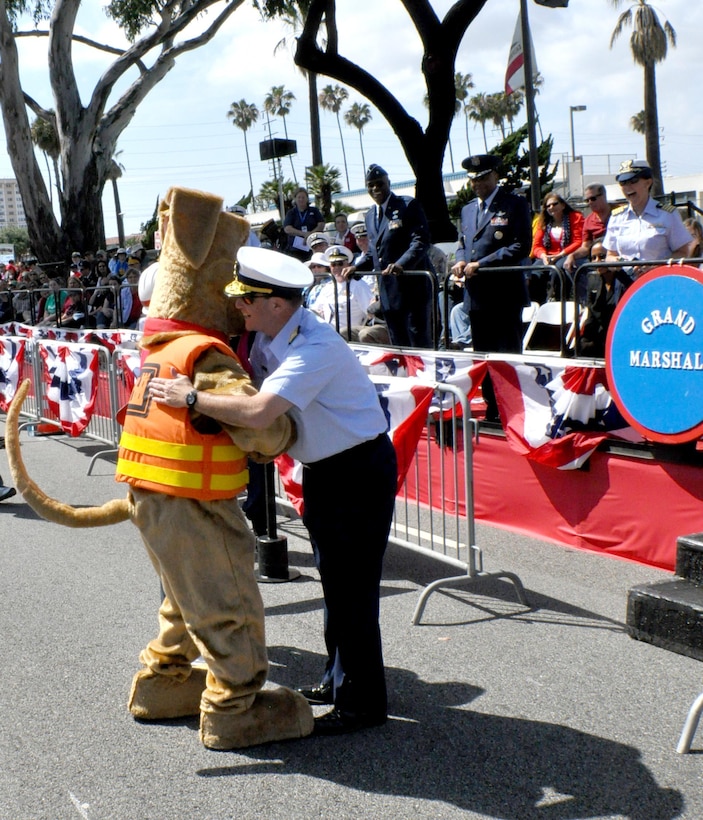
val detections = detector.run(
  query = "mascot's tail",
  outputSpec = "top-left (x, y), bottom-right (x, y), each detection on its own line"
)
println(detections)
top-left (5, 379), bottom-right (131, 528)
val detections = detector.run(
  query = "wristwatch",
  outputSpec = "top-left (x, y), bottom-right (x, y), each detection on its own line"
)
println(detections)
top-left (185, 389), bottom-right (198, 408)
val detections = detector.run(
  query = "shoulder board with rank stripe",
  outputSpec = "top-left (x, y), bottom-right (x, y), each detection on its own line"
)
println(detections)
top-left (656, 201), bottom-right (677, 213)
top-left (611, 204), bottom-right (627, 215)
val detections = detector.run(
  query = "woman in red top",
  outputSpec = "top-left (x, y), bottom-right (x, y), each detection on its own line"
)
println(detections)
top-left (532, 194), bottom-right (584, 301)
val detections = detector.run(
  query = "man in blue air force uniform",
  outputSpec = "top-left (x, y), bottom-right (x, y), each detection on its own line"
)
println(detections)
top-left (451, 154), bottom-right (532, 420)
top-left (350, 164), bottom-right (434, 348)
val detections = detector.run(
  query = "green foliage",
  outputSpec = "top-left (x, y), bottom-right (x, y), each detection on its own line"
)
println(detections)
top-left (447, 125), bottom-right (557, 220)
top-left (105, 0), bottom-right (159, 42)
top-left (139, 196), bottom-right (159, 250)
top-left (0, 226), bottom-right (30, 258)
top-left (253, 0), bottom-right (313, 21)
top-left (258, 179), bottom-right (297, 210)
top-left (305, 163), bottom-right (342, 219)
top-left (5, 1), bottom-right (52, 27)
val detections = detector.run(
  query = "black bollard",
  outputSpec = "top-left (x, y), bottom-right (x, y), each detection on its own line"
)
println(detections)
top-left (256, 461), bottom-right (300, 583)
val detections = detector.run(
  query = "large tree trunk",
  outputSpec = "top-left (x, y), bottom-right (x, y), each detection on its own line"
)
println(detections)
top-left (0, 6), bottom-right (61, 261)
top-left (293, 0), bottom-right (489, 243)
top-left (644, 61), bottom-right (664, 197)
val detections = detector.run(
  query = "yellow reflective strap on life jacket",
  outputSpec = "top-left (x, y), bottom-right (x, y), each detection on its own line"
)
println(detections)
top-left (120, 431), bottom-right (240, 463)
top-left (210, 468), bottom-right (250, 492)
top-left (116, 458), bottom-right (204, 490)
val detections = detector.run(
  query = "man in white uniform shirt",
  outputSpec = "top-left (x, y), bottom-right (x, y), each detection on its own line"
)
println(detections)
top-left (150, 247), bottom-right (397, 736)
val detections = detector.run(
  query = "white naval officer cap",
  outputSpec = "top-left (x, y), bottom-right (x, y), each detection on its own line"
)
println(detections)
top-left (226, 246), bottom-right (313, 298)
top-left (323, 245), bottom-right (353, 265)
top-left (306, 252), bottom-right (330, 268)
top-left (306, 231), bottom-right (329, 250)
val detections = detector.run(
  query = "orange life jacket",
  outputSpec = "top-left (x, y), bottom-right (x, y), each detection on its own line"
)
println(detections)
top-left (116, 333), bottom-right (248, 500)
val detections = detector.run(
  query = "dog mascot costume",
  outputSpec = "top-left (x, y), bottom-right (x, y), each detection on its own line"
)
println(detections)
top-left (6, 186), bottom-right (313, 750)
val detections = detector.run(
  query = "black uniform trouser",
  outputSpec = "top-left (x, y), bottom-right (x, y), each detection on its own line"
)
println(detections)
top-left (302, 434), bottom-right (397, 719)
top-left (469, 305), bottom-right (523, 418)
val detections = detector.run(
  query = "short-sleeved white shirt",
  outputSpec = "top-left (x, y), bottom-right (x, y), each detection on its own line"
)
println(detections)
top-left (251, 306), bottom-right (388, 464)
top-left (603, 198), bottom-right (691, 262)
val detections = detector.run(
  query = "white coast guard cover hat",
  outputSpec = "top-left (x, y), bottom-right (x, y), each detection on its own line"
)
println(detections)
top-left (226, 246), bottom-right (313, 297)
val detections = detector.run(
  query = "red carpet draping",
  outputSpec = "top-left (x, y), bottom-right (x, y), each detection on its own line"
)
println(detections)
top-left (406, 433), bottom-right (703, 571)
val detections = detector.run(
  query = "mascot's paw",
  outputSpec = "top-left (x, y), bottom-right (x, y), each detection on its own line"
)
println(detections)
top-left (199, 687), bottom-right (314, 750)
top-left (128, 666), bottom-right (207, 720)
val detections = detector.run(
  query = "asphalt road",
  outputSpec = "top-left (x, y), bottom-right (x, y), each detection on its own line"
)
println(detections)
top-left (1, 426), bottom-right (702, 819)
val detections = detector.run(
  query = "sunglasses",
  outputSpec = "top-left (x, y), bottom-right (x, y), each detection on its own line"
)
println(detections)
top-left (585, 194), bottom-right (602, 203)
top-left (238, 292), bottom-right (271, 305)
top-left (545, 201), bottom-right (562, 209)
top-left (329, 261), bottom-right (345, 267)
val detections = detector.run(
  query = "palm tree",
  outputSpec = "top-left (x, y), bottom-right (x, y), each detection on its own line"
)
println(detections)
top-left (258, 178), bottom-right (298, 210)
top-left (454, 72), bottom-right (475, 155)
top-left (630, 109), bottom-right (646, 134)
top-left (271, 0), bottom-right (322, 168)
top-left (467, 92), bottom-right (491, 152)
top-left (344, 102), bottom-right (372, 185)
top-left (609, 0), bottom-right (676, 196)
top-left (263, 85), bottom-right (297, 181)
top-left (305, 163), bottom-right (342, 220)
top-left (227, 99), bottom-right (260, 199)
top-left (30, 114), bottom-right (61, 209)
top-left (319, 84), bottom-right (350, 190)
top-left (105, 150), bottom-right (126, 248)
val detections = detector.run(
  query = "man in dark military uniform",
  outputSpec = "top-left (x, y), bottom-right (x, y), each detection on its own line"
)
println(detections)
top-left (451, 154), bottom-right (532, 420)
top-left (350, 164), bottom-right (434, 348)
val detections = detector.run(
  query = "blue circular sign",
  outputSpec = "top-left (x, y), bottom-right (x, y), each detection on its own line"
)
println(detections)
top-left (606, 265), bottom-right (703, 443)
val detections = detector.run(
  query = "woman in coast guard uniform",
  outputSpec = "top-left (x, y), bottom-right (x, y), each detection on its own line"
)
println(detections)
top-left (603, 159), bottom-right (691, 271)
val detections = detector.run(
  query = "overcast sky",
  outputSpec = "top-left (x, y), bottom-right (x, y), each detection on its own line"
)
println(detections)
top-left (1, 0), bottom-right (699, 239)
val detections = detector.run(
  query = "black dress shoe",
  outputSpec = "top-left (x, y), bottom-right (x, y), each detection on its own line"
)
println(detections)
top-left (0, 486), bottom-right (16, 502)
top-left (295, 682), bottom-right (333, 705)
top-left (313, 707), bottom-right (387, 736)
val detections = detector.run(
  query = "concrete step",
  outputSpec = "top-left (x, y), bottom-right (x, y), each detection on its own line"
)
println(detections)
top-left (627, 578), bottom-right (703, 661)
top-left (676, 533), bottom-right (703, 586)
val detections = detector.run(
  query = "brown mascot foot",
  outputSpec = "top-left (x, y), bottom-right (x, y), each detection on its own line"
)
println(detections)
top-left (200, 687), bottom-right (314, 750)
top-left (128, 667), bottom-right (207, 719)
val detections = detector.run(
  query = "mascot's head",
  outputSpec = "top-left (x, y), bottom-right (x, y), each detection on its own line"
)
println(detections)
top-left (147, 186), bottom-right (249, 332)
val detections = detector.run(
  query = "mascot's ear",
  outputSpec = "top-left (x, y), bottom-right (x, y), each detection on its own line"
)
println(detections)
top-left (159, 187), bottom-right (225, 269)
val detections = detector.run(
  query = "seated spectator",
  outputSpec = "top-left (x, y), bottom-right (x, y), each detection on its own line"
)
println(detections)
top-left (580, 241), bottom-right (632, 358)
top-left (108, 247), bottom-right (128, 277)
top-left (93, 275), bottom-right (121, 328)
top-left (684, 217), bottom-right (703, 267)
top-left (447, 300), bottom-right (472, 350)
top-left (564, 184), bottom-right (613, 289)
top-left (333, 213), bottom-right (358, 254)
top-left (87, 263), bottom-right (111, 323)
top-left (11, 283), bottom-right (31, 323)
top-left (36, 277), bottom-right (69, 326)
top-left (315, 245), bottom-right (373, 340)
top-left (306, 231), bottom-right (330, 256)
top-left (117, 267), bottom-right (143, 328)
top-left (303, 252), bottom-right (332, 312)
top-left (532, 193), bottom-right (584, 301)
top-left (59, 276), bottom-right (89, 328)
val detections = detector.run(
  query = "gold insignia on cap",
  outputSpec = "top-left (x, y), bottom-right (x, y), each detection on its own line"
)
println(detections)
top-left (619, 159), bottom-right (635, 174)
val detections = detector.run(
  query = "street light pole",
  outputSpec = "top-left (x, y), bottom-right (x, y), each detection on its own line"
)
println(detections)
top-left (569, 105), bottom-right (587, 161)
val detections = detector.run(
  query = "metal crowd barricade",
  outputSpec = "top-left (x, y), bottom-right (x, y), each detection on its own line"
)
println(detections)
top-left (272, 378), bottom-right (528, 623)
top-left (570, 256), bottom-right (703, 358)
top-left (31, 340), bottom-right (115, 448)
top-left (396, 381), bottom-right (528, 623)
